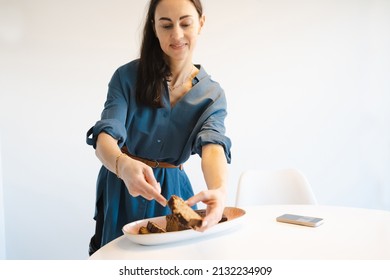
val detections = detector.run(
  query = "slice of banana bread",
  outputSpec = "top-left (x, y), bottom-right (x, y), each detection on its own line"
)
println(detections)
top-left (146, 220), bottom-right (166, 233)
top-left (167, 195), bottom-right (203, 228)
top-left (195, 209), bottom-right (228, 223)
top-left (166, 214), bottom-right (191, 232)
top-left (138, 226), bottom-right (150, 234)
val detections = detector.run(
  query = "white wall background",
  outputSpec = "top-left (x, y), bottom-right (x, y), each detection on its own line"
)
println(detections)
top-left (0, 0), bottom-right (389, 259)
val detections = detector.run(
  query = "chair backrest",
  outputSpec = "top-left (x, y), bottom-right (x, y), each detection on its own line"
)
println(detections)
top-left (0, 136), bottom-right (6, 259)
top-left (235, 168), bottom-right (318, 207)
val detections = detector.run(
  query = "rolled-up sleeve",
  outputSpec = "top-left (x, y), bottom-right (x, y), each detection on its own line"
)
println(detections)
top-left (86, 119), bottom-right (127, 148)
top-left (86, 69), bottom-right (128, 149)
top-left (193, 93), bottom-right (232, 163)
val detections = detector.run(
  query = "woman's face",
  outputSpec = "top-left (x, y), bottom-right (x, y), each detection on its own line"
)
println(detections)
top-left (154, 0), bottom-right (204, 64)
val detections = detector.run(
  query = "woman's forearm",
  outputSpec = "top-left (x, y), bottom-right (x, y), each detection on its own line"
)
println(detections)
top-left (201, 144), bottom-right (228, 194)
top-left (95, 132), bottom-right (124, 176)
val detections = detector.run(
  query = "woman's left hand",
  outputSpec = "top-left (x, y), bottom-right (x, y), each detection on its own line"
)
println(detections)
top-left (186, 187), bottom-right (226, 232)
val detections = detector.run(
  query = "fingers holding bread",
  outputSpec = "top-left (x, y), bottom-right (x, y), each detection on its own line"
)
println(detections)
top-left (138, 194), bottom-right (227, 234)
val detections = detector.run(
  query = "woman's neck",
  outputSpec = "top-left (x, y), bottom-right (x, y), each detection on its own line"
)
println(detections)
top-left (169, 62), bottom-right (194, 86)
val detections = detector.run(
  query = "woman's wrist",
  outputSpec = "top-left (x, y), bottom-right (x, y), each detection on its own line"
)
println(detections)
top-left (209, 185), bottom-right (227, 202)
top-left (115, 153), bottom-right (129, 179)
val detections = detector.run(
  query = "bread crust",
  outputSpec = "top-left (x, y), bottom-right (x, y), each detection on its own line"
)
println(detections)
top-left (168, 195), bottom-right (203, 228)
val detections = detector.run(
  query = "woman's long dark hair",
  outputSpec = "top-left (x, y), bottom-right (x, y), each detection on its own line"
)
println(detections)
top-left (136, 0), bottom-right (203, 108)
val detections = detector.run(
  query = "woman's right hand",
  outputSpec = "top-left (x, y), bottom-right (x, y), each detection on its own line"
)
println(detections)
top-left (117, 155), bottom-right (167, 207)
top-left (95, 132), bottom-right (167, 207)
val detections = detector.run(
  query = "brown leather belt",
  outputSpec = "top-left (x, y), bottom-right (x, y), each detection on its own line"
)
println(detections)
top-left (121, 146), bottom-right (183, 170)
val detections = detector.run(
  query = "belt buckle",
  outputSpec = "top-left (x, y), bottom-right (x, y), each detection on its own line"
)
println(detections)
top-left (152, 160), bottom-right (160, 168)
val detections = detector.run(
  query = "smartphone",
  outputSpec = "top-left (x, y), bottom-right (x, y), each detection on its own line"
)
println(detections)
top-left (276, 213), bottom-right (324, 227)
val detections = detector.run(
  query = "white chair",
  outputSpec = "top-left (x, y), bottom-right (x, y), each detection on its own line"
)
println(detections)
top-left (0, 137), bottom-right (6, 259)
top-left (235, 168), bottom-right (318, 207)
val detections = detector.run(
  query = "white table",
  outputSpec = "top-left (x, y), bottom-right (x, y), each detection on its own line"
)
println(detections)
top-left (89, 204), bottom-right (390, 260)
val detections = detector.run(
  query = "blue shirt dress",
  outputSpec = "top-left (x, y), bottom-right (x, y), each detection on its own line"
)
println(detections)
top-left (86, 59), bottom-right (231, 246)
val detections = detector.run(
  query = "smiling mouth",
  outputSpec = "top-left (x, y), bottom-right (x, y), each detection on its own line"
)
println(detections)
top-left (170, 43), bottom-right (187, 50)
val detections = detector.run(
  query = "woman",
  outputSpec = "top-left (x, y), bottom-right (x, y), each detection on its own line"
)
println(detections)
top-left (86, 0), bottom-right (231, 255)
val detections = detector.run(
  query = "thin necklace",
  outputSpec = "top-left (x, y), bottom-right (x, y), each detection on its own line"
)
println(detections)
top-left (168, 66), bottom-right (193, 92)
